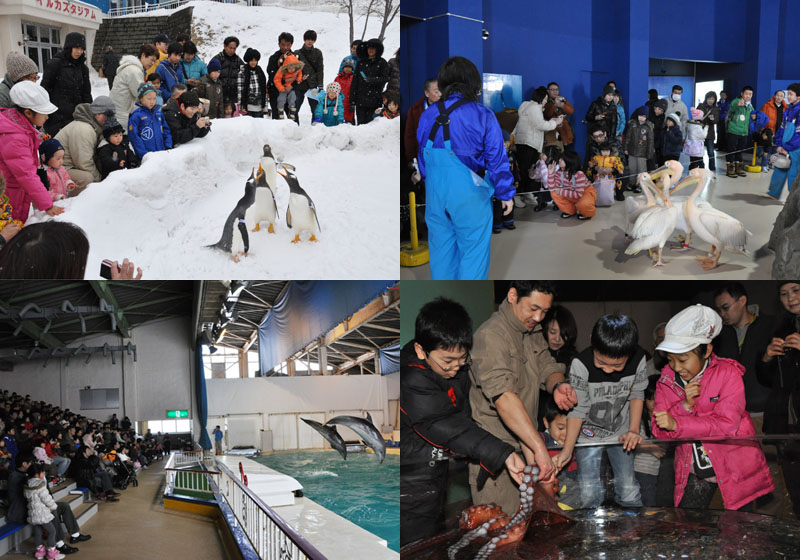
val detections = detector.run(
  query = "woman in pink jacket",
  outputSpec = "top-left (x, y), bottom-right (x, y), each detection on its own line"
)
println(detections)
top-left (652, 304), bottom-right (773, 511)
top-left (0, 81), bottom-right (65, 222)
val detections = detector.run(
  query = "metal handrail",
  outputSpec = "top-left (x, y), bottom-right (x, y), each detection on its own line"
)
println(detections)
top-left (106, 0), bottom-right (263, 17)
top-left (214, 459), bottom-right (327, 560)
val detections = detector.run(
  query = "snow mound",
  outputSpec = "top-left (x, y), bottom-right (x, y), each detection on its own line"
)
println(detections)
top-left (29, 116), bottom-right (398, 279)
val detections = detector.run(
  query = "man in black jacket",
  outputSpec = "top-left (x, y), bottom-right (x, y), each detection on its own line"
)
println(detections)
top-left (584, 85), bottom-right (618, 145)
top-left (266, 32), bottom-right (295, 121)
top-left (713, 282), bottom-right (775, 427)
top-left (295, 30), bottom-right (324, 123)
top-left (350, 38), bottom-right (389, 125)
top-left (213, 36), bottom-right (244, 105)
top-left (41, 32), bottom-right (93, 136)
top-left (401, 298), bottom-right (524, 547)
top-left (101, 46), bottom-right (119, 91)
top-left (163, 91), bottom-right (210, 146)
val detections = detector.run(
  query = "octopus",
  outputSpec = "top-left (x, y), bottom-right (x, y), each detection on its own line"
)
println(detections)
top-left (445, 465), bottom-right (575, 560)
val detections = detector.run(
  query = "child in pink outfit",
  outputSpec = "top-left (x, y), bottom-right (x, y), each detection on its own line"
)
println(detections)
top-left (652, 304), bottom-right (774, 511)
top-left (38, 139), bottom-right (77, 201)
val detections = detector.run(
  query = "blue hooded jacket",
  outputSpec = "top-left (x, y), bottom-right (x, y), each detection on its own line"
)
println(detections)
top-left (749, 110), bottom-right (769, 134)
top-left (312, 91), bottom-right (344, 127)
top-left (777, 101), bottom-right (800, 152)
top-left (128, 102), bottom-right (173, 157)
top-left (416, 93), bottom-right (514, 201)
top-left (155, 58), bottom-right (185, 104)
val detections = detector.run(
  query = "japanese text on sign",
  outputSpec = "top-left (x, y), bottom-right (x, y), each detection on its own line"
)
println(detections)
top-left (35, 0), bottom-right (98, 20)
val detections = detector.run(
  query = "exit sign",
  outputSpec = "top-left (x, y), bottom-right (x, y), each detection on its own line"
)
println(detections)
top-left (166, 410), bottom-right (188, 418)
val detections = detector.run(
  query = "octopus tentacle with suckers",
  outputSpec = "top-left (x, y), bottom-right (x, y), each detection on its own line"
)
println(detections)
top-left (448, 465), bottom-right (554, 559)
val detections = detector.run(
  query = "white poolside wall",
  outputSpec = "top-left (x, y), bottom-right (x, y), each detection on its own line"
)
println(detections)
top-left (0, 316), bottom-right (195, 431)
top-left (207, 373), bottom-right (400, 452)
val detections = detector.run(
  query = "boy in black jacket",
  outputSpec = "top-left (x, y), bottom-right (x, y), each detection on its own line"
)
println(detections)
top-left (401, 298), bottom-right (525, 547)
top-left (96, 119), bottom-right (138, 180)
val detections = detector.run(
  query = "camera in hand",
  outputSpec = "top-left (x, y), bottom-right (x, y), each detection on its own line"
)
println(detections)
top-left (99, 259), bottom-right (119, 280)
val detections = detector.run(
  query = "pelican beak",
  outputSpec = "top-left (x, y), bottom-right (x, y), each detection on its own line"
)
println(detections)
top-left (670, 175), bottom-right (699, 195)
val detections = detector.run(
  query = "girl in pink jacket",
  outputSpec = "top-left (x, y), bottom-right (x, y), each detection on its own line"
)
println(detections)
top-left (0, 81), bottom-right (65, 222)
top-left (38, 139), bottom-right (77, 201)
top-left (652, 304), bottom-right (773, 511)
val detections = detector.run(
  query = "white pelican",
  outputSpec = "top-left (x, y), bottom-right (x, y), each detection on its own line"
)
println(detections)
top-left (666, 169), bottom-right (713, 250)
top-left (680, 167), bottom-right (751, 270)
top-left (625, 170), bottom-right (679, 266)
top-left (624, 160), bottom-right (683, 235)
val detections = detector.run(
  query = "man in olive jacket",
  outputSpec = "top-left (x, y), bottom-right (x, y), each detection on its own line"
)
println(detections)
top-left (294, 30), bottom-right (324, 123)
top-left (401, 298), bottom-right (524, 547)
top-left (468, 281), bottom-right (578, 515)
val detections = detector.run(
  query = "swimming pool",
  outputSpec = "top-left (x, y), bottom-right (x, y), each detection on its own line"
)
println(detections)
top-left (253, 450), bottom-right (399, 552)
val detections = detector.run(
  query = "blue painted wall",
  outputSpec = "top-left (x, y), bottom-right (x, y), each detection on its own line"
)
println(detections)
top-left (401, 0), bottom-right (792, 160)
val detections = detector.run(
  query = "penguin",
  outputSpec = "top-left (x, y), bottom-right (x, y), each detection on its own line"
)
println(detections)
top-left (279, 167), bottom-right (321, 243)
top-left (207, 168), bottom-right (258, 262)
top-left (250, 145), bottom-right (279, 233)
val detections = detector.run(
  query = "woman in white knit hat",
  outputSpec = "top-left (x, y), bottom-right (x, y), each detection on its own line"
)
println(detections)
top-left (652, 303), bottom-right (773, 511)
top-left (0, 52), bottom-right (40, 109)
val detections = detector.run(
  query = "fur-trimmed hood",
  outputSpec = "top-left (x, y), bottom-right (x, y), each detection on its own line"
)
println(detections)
top-left (278, 55), bottom-right (304, 74)
top-left (357, 38), bottom-right (384, 59)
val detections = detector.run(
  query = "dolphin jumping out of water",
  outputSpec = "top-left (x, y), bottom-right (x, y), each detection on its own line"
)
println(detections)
top-left (326, 412), bottom-right (386, 464)
top-left (301, 418), bottom-right (347, 460)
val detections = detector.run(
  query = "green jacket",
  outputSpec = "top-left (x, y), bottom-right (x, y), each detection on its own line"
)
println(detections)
top-left (0, 74), bottom-right (14, 109)
top-left (727, 97), bottom-right (754, 136)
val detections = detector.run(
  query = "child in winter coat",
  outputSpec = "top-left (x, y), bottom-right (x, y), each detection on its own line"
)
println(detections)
top-left (97, 118), bottom-right (138, 179)
top-left (624, 106), bottom-right (654, 192)
top-left (684, 108), bottom-right (708, 170)
top-left (155, 43), bottom-right (185, 105)
top-left (0, 171), bottom-right (22, 248)
top-left (663, 113), bottom-right (683, 163)
top-left (652, 304), bottom-right (774, 511)
top-left (273, 53), bottom-right (304, 120)
top-left (238, 48), bottom-right (268, 119)
top-left (146, 74), bottom-right (164, 107)
top-left (754, 128), bottom-right (774, 171)
top-left (547, 150), bottom-right (596, 220)
top-left (128, 83), bottom-right (173, 159)
top-left (37, 139), bottom-right (77, 201)
top-left (334, 59), bottom-right (355, 124)
top-left (196, 58), bottom-right (223, 119)
top-left (312, 82), bottom-right (345, 127)
top-left (648, 98), bottom-right (668, 167)
top-left (375, 90), bottom-right (400, 120)
top-left (587, 142), bottom-right (624, 205)
top-left (25, 464), bottom-right (64, 560)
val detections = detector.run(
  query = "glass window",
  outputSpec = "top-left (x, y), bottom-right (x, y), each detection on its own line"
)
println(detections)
top-left (248, 351), bottom-right (259, 377)
top-left (28, 48), bottom-right (39, 70)
top-left (202, 346), bottom-right (243, 378)
top-left (51, 29), bottom-right (60, 45)
top-left (176, 419), bottom-right (191, 432)
top-left (26, 24), bottom-right (37, 42)
top-left (145, 419), bottom-right (190, 433)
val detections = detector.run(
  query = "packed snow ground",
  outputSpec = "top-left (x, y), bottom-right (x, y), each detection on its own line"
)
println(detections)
top-left (39, 1), bottom-right (399, 279)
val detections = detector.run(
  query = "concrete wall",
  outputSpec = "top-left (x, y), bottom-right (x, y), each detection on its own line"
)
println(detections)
top-left (0, 316), bottom-right (194, 428)
top-left (90, 5), bottom-right (192, 69)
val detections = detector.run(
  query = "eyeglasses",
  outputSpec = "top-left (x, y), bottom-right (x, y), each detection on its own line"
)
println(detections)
top-left (427, 352), bottom-right (471, 372)
top-left (593, 134), bottom-right (605, 139)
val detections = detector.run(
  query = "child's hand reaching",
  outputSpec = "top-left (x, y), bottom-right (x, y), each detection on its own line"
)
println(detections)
top-left (618, 430), bottom-right (642, 452)
top-left (654, 411), bottom-right (677, 431)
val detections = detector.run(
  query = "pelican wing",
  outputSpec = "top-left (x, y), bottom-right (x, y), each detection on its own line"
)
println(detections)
top-left (697, 210), bottom-right (750, 252)
top-left (626, 207), bottom-right (678, 255)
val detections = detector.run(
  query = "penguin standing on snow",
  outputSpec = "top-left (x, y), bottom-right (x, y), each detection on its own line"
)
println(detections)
top-left (279, 167), bottom-right (321, 243)
top-left (250, 144), bottom-right (280, 233)
top-left (208, 169), bottom-right (258, 262)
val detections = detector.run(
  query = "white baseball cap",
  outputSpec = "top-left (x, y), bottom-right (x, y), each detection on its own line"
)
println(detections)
top-left (9, 81), bottom-right (58, 114)
top-left (656, 304), bottom-right (722, 354)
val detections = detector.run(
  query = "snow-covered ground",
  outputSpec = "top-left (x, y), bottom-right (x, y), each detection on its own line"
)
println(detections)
top-left (41, 1), bottom-right (398, 279)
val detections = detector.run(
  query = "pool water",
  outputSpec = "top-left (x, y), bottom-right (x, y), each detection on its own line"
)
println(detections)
top-left (253, 450), bottom-right (399, 552)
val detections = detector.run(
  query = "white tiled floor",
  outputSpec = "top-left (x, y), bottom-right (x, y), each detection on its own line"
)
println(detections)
top-left (401, 153), bottom-right (788, 279)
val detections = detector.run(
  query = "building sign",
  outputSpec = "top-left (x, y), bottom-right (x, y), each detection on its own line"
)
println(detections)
top-left (166, 409), bottom-right (189, 418)
top-left (35, 0), bottom-right (98, 20)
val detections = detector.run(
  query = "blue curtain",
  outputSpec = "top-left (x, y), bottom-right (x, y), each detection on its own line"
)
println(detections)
top-left (378, 343), bottom-right (400, 374)
top-left (195, 341), bottom-right (212, 450)
top-left (258, 281), bottom-right (396, 374)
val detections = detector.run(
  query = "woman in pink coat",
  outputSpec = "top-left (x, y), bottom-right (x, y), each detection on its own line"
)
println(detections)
top-left (652, 304), bottom-right (773, 511)
top-left (0, 81), bottom-right (65, 222)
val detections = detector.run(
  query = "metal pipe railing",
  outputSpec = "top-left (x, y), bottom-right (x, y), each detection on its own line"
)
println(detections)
top-left (106, 0), bottom-right (263, 17)
top-left (213, 460), bottom-right (327, 560)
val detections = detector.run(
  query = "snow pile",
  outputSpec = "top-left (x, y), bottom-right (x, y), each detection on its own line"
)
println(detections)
top-left (29, 116), bottom-right (399, 278)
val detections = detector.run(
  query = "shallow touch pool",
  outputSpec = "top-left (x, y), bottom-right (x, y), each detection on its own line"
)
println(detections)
top-left (253, 450), bottom-right (399, 552)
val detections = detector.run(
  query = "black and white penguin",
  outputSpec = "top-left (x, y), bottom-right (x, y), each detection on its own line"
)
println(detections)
top-left (250, 144), bottom-right (279, 233)
top-left (279, 167), bottom-right (320, 243)
top-left (207, 168), bottom-right (258, 261)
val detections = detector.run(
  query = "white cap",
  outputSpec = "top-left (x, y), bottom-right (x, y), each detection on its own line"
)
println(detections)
top-left (9, 81), bottom-right (58, 114)
top-left (656, 304), bottom-right (722, 354)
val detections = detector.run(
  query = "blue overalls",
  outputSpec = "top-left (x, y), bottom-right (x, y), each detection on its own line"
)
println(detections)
top-left (422, 99), bottom-right (494, 280)
top-left (768, 102), bottom-right (800, 199)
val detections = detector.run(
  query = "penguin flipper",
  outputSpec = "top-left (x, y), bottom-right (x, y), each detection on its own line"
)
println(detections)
top-left (286, 207), bottom-right (292, 228)
top-left (270, 189), bottom-right (279, 220)
top-left (207, 209), bottom-right (238, 252)
top-left (311, 205), bottom-right (321, 233)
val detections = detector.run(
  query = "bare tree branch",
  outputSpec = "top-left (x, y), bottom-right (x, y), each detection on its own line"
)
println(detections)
top-left (360, 0), bottom-right (378, 41)
top-left (334, 0), bottom-right (355, 45)
top-left (377, 0), bottom-right (399, 43)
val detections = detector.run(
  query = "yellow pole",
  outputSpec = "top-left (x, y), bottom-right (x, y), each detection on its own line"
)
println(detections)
top-left (409, 191), bottom-right (418, 251)
top-left (752, 145), bottom-right (758, 166)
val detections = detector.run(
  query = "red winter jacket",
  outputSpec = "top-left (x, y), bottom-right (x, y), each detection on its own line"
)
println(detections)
top-left (652, 354), bottom-right (773, 510)
top-left (334, 72), bottom-right (354, 123)
top-left (404, 96), bottom-right (428, 163)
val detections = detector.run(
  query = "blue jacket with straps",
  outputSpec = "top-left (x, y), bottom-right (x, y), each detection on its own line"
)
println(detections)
top-left (128, 102), bottom-right (173, 157)
top-left (777, 101), bottom-right (800, 152)
top-left (416, 94), bottom-right (514, 201)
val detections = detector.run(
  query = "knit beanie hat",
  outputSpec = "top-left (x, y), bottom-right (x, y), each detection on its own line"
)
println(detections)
top-left (63, 32), bottom-right (86, 51)
top-left (38, 139), bottom-right (64, 165)
top-left (341, 58), bottom-right (354, 70)
top-left (90, 96), bottom-right (116, 116)
top-left (666, 112), bottom-right (681, 128)
top-left (632, 105), bottom-right (649, 119)
top-left (207, 58), bottom-right (221, 73)
top-left (137, 82), bottom-right (158, 99)
top-left (603, 85), bottom-right (615, 96)
top-left (5, 51), bottom-right (39, 83)
top-left (243, 48), bottom-right (261, 63)
top-left (324, 82), bottom-right (341, 116)
top-left (102, 118), bottom-right (124, 140)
